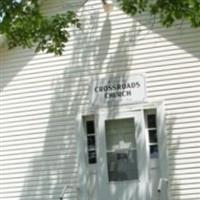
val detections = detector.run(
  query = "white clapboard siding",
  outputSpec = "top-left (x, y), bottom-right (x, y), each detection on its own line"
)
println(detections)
top-left (0, 0), bottom-right (200, 200)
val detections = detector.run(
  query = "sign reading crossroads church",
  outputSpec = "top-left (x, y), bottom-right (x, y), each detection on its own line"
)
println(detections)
top-left (90, 75), bottom-right (146, 106)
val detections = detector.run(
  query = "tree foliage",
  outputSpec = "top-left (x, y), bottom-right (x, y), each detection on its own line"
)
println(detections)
top-left (0, 0), bottom-right (80, 55)
top-left (117, 0), bottom-right (200, 27)
top-left (1, 0), bottom-right (200, 55)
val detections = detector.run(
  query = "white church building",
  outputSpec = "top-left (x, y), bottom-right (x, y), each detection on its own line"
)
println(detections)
top-left (0, 1), bottom-right (200, 200)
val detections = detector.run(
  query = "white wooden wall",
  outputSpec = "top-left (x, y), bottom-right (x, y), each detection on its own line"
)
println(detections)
top-left (0, 0), bottom-right (200, 200)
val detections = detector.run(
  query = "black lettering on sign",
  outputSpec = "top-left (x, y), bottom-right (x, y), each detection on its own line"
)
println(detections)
top-left (95, 81), bottom-right (141, 93)
top-left (104, 90), bottom-right (132, 99)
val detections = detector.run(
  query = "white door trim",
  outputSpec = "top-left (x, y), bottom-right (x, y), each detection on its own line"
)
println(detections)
top-left (76, 114), bottom-right (90, 200)
top-left (76, 101), bottom-right (170, 200)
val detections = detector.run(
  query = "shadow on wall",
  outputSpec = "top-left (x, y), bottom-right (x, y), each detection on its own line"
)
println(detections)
top-left (166, 116), bottom-right (181, 200)
top-left (137, 14), bottom-right (200, 200)
top-left (134, 14), bottom-right (200, 62)
top-left (96, 16), bottom-right (138, 75)
top-left (0, 48), bottom-right (36, 92)
top-left (18, 9), bottom-right (134, 200)
top-left (18, 8), bottom-right (102, 200)
top-left (19, 78), bottom-right (79, 200)
top-left (71, 9), bottom-right (140, 200)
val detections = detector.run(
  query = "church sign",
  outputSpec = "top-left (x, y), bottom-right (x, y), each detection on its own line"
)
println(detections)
top-left (90, 74), bottom-right (146, 106)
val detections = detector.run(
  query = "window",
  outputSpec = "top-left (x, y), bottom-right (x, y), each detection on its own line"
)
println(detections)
top-left (145, 110), bottom-right (159, 158)
top-left (105, 118), bottom-right (138, 182)
top-left (86, 120), bottom-right (97, 164)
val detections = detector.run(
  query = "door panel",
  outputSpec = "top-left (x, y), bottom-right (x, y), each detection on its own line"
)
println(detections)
top-left (96, 111), bottom-right (150, 200)
top-left (105, 118), bottom-right (138, 182)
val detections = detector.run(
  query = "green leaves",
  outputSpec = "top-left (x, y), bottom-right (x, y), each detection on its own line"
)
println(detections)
top-left (1, 0), bottom-right (200, 55)
top-left (117, 0), bottom-right (148, 16)
top-left (35, 11), bottom-right (80, 55)
top-left (118, 0), bottom-right (200, 28)
top-left (0, 0), bottom-right (80, 55)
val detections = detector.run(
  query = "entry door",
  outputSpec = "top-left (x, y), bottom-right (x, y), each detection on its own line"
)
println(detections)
top-left (95, 110), bottom-right (150, 200)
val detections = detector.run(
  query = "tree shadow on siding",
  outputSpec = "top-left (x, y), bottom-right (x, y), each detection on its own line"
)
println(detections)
top-left (133, 14), bottom-right (200, 64)
top-left (0, 43), bottom-right (82, 200)
top-left (166, 116), bottom-right (182, 200)
top-left (19, 75), bottom-right (79, 199)
top-left (73, 10), bottom-right (141, 200)
top-left (0, 48), bottom-right (36, 92)
top-left (16, 5), bottom-right (138, 200)
top-left (18, 8), bottom-right (102, 200)
top-left (135, 14), bottom-right (199, 200)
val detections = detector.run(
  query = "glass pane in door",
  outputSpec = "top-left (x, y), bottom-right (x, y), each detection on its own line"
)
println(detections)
top-left (105, 118), bottom-right (138, 182)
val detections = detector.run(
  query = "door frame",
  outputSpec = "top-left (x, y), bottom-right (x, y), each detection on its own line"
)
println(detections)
top-left (95, 109), bottom-right (150, 200)
top-left (75, 102), bottom-right (169, 200)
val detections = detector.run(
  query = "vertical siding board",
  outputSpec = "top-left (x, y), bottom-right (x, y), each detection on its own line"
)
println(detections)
top-left (0, 0), bottom-right (200, 200)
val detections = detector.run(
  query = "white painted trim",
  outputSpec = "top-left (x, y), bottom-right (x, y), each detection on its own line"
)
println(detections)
top-left (78, 101), bottom-right (164, 116)
top-left (75, 114), bottom-right (89, 200)
top-left (156, 103), bottom-right (171, 200)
